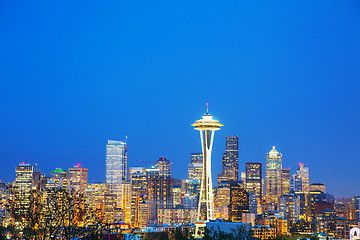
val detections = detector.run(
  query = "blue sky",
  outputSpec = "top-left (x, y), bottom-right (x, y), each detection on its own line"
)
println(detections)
top-left (0, 1), bottom-right (359, 198)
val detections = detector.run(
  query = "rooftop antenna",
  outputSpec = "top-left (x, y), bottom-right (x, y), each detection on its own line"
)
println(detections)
top-left (206, 102), bottom-right (209, 113)
top-left (125, 135), bottom-right (128, 144)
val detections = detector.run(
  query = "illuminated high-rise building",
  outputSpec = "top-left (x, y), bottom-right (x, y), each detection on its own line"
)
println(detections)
top-left (69, 165), bottom-right (88, 193)
top-left (279, 194), bottom-right (300, 225)
top-left (148, 178), bottom-right (174, 225)
top-left (106, 140), bottom-right (127, 207)
top-left (121, 181), bottom-right (132, 223)
top-left (104, 193), bottom-right (116, 223)
top-left (15, 163), bottom-right (33, 190)
top-left (14, 163), bottom-right (33, 212)
top-left (290, 164), bottom-right (310, 194)
top-left (50, 168), bottom-right (67, 179)
top-left (350, 196), bottom-right (360, 221)
top-left (298, 163), bottom-right (309, 193)
top-left (50, 168), bottom-right (68, 190)
top-left (145, 166), bottom-right (160, 179)
top-left (290, 173), bottom-right (302, 192)
top-left (129, 167), bottom-right (146, 180)
top-left (265, 146), bottom-right (282, 204)
top-left (188, 153), bottom-right (203, 180)
top-left (106, 140), bottom-right (127, 182)
top-left (214, 182), bottom-right (230, 209)
top-left (217, 166), bottom-right (237, 185)
top-left (184, 179), bottom-right (201, 196)
top-left (191, 152), bottom-right (203, 164)
top-left (130, 171), bottom-right (147, 227)
top-left (86, 182), bottom-right (110, 221)
top-left (229, 180), bottom-right (249, 222)
top-left (222, 136), bottom-right (239, 179)
top-left (218, 136), bottom-right (239, 184)
top-left (310, 183), bottom-right (325, 193)
top-left (192, 104), bottom-right (223, 236)
top-left (245, 162), bottom-right (262, 200)
top-left (214, 182), bottom-right (230, 220)
top-left (155, 157), bottom-right (171, 179)
top-left (33, 169), bottom-right (45, 191)
top-left (281, 168), bottom-right (291, 195)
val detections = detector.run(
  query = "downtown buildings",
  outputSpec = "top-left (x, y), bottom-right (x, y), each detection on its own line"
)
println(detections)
top-left (3, 127), bottom-right (359, 239)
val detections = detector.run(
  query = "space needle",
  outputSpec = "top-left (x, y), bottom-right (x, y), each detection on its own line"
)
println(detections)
top-left (192, 103), bottom-right (223, 237)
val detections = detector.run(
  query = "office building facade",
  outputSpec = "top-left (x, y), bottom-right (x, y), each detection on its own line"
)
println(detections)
top-left (106, 140), bottom-right (127, 207)
top-left (69, 165), bottom-right (88, 193)
top-left (221, 136), bottom-right (239, 180)
top-left (229, 180), bottom-right (249, 222)
top-left (245, 162), bottom-right (262, 200)
top-left (265, 146), bottom-right (282, 204)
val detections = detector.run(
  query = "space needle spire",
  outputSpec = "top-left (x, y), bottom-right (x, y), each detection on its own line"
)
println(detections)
top-left (192, 103), bottom-right (223, 237)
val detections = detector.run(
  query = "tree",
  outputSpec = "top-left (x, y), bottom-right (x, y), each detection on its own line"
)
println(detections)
top-left (9, 186), bottom-right (43, 239)
top-left (9, 186), bottom-right (96, 240)
top-left (201, 226), bottom-right (253, 240)
top-left (173, 227), bottom-right (195, 240)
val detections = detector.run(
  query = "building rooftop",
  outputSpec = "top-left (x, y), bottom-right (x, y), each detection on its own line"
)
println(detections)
top-left (269, 146), bottom-right (279, 154)
top-left (107, 140), bottom-right (126, 145)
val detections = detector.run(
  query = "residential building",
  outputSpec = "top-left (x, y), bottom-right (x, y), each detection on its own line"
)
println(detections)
top-left (279, 194), bottom-right (300, 225)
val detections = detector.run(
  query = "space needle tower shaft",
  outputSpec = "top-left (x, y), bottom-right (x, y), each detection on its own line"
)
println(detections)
top-left (192, 103), bottom-right (223, 237)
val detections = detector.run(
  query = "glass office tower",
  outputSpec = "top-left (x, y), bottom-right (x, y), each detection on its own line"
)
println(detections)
top-left (222, 136), bottom-right (239, 180)
top-left (265, 146), bottom-right (282, 205)
top-left (245, 162), bottom-right (262, 200)
top-left (106, 140), bottom-right (127, 207)
top-left (106, 140), bottom-right (127, 184)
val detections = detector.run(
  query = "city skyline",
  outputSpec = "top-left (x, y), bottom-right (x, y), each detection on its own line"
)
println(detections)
top-left (1, 1), bottom-right (360, 199)
top-left (2, 137), bottom-right (354, 199)
top-left (0, 128), bottom-right (358, 199)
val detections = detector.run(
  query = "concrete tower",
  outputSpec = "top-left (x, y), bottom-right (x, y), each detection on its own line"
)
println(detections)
top-left (192, 104), bottom-right (223, 236)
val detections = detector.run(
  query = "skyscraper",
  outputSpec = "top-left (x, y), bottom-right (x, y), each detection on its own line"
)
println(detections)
top-left (290, 164), bottom-right (310, 194)
top-left (279, 194), bottom-right (300, 226)
top-left (265, 146), bottom-right (282, 204)
top-left (130, 170), bottom-right (148, 227)
top-left (192, 104), bottom-right (223, 236)
top-left (106, 140), bottom-right (127, 183)
top-left (298, 163), bottom-right (309, 193)
top-left (69, 165), bottom-right (88, 193)
top-left (148, 178), bottom-right (174, 225)
top-left (155, 157), bottom-right (171, 179)
top-left (14, 163), bottom-right (33, 212)
top-left (222, 136), bottom-right (239, 179)
top-left (281, 168), bottom-right (291, 195)
top-left (229, 180), bottom-right (249, 222)
top-left (188, 153), bottom-right (203, 180)
top-left (245, 162), bottom-right (262, 200)
top-left (50, 168), bottom-right (68, 190)
top-left (106, 140), bottom-right (127, 207)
